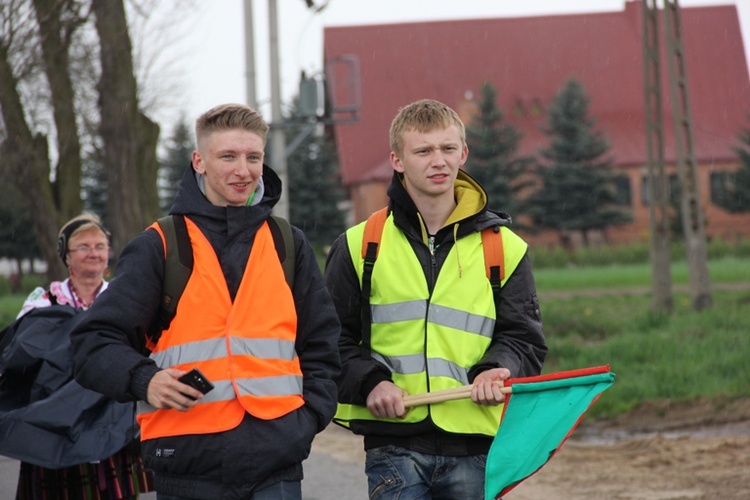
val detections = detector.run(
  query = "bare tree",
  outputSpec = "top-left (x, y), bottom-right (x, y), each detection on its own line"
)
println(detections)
top-left (92, 0), bottom-right (160, 255)
top-left (0, 0), bottom-right (160, 279)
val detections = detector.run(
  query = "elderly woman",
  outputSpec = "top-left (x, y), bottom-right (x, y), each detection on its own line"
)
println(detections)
top-left (0, 213), bottom-right (154, 499)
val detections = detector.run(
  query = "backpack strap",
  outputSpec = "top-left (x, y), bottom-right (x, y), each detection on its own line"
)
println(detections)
top-left (267, 215), bottom-right (295, 290)
top-left (147, 215), bottom-right (193, 350)
top-left (359, 207), bottom-right (388, 360)
top-left (481, 224), bottom-right (505, 296)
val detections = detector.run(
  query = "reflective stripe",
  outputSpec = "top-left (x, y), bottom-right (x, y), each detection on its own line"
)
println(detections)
top-left (372, 352), bottom-right (469, 386)
top-left (427, 357), bottom-right (470, 385)
top-left (137, 373), bottom-right (303, 416)
top-left (372, 301), bottom-right (493, 338)
top-left (372, 353), bottom-right (425, 374)
top-left (150, 336), bottom-right (297, 368)
top-left (137, 379), bottom-right (237, 415)
top-left (371, 300), bottom-right (426, 323)
top-left (150, 338), bottom-right (227, 367)
top-left (236, 375), bottom-right (303, 397)
top-left (428, 304), bottom-right (494, 338)
top-left (230, 336), bottom-right (297, 360)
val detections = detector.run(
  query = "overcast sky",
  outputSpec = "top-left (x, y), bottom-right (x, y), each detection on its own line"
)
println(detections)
top-left (150, 0), bottom-right (750, 131)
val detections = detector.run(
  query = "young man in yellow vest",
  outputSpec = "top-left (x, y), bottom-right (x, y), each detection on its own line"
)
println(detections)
top-left (325, 99), bottom-right (547, 499)
top-left (71, 103), bottom-right (341, 499)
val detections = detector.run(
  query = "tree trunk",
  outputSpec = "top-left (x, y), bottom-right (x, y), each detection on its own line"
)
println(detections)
top-left (32, 0), bottom-right (84, 219)
top-left (92, 0), bottom-right (160, 258)
top-left (0, 43), bottom-right (67, 281)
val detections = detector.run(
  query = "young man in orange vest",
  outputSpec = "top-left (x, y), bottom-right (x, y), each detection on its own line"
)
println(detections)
top-left (71, 103), bottom-right (341, 499)
top-left (324, 99), bottom-right (547, 499)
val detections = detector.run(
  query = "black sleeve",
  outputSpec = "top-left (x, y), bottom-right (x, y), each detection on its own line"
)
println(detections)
top-left (468, 253), bottom-right (547, 380)
top-left (324, 233), bottom-right (391, 406)
top-left (71, 230), bottom-right (164, 403)
top-left (290, 227), bottom-right (342, 431)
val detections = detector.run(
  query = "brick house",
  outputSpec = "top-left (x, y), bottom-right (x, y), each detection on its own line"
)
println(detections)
top-left (323, 1), bottom-right (750, 246)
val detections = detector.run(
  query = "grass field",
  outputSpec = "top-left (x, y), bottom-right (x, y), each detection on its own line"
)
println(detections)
top-left (2, 256), bottom-right (749, 419)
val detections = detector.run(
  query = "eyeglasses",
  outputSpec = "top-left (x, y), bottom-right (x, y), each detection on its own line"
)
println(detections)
top-left (69, 244), bottom-right (109, 254)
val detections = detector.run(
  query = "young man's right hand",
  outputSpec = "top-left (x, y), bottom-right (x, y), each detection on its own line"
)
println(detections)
top-left (146, 368), bottom-right (203, 412)
top-left (367, 381), bottom-right (407, 419)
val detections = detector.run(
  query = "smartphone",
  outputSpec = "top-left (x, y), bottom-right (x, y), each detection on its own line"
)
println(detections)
top-left (178, 368), bottom-right (215, 395)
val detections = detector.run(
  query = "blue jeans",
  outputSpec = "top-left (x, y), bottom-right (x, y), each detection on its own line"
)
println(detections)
top-left (365, 445), bottom-right (486, 500)
top-left (156, 480), bottom-right (301, 500)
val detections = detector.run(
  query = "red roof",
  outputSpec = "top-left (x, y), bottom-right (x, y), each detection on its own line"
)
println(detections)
top-left (324, 2), bottom-right (750, 186)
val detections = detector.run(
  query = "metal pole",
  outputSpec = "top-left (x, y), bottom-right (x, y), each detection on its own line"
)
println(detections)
top-left (243, 0), bottom-right (257, 110)
top-left (268, 0), bottom-right (289, 220)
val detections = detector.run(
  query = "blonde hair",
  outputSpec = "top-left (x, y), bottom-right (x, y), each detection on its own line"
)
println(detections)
top-left (195, 103), bottom-right (269, 148)
top-left (389, 99), bottom-right (466, 157)
top-left (59, 213), bottom-right (108, 240)
top-left (58, 213), bottom-right (110, 263)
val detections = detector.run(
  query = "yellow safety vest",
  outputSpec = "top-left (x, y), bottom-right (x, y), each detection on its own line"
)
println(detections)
top-left (335, 213), bottom-right (527, 436)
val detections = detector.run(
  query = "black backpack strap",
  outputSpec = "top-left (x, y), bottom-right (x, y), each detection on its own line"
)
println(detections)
top-left (268, 215), bottom-right (295, 289)
top-left (148, 215), bottom-right (193, 349)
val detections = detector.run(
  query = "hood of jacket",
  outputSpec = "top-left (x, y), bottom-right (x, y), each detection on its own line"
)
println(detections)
top-left (386, 168), bottom-right (511, 244)
top-left (168, 162), bottom-right (283, 242)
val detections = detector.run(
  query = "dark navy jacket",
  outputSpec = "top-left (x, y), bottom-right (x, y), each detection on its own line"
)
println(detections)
top-left (0, 305), bottom-right (136, 467)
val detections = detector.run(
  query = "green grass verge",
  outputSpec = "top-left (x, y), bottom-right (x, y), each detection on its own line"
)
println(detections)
top-left (0, 294), bottom-right (25, 327)
top-left (533, 256), bottom-right (750, 291)
top-left (541, 288), bottom-right (750, 418)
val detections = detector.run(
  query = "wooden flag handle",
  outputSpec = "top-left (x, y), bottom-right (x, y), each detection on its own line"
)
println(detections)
top-left (402, 384), bottom-right (512, 408)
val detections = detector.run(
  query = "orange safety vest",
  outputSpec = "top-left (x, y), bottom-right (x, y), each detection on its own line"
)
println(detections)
top-left (137, 217), bottom-right (304, 440)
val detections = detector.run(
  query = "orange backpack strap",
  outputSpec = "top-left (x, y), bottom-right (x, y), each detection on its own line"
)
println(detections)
top-left (361, 207), bottom-right (389, 261)
top-left (359, 207), bottom-right (388, 360)
top-left (482, 225), bottom-right (505, 294)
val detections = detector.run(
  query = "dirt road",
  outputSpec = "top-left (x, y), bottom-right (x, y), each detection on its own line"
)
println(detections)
top-left (311, 398), bottom-right (750, 499)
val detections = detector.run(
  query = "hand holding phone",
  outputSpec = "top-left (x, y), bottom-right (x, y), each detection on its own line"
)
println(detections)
top-left (178, 368), bottom-right (214, 395)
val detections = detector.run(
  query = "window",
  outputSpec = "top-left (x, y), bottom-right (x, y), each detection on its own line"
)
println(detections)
top-left (613, 175), bottom-right (631, 206)
top-left (710, 171), bottom-right (733, 206)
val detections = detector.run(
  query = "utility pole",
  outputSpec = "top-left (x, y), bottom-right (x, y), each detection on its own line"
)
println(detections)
top-left (243, 0), bottom-right (257, 110)
top-left (663, 0), bottom-right (713, 310)
top-left (268, 0), bottom-right (289, 220)
top-left (641, 0), bottom-right (673, 313)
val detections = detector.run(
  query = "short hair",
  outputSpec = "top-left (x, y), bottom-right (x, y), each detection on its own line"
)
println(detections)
top-left (389, 99), bottom-right (466, 157)
top-left (195, 103), bottom-right (269, 148)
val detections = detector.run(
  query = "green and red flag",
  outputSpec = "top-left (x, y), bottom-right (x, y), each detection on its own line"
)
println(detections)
top-left (485, 365), bottom-right (615, 499)
top-left (403, 365), bottom-right (615, 499)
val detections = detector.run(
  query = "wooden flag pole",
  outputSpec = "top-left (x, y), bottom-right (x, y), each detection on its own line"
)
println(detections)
top-left (403, 384), bottom-right (512, 408)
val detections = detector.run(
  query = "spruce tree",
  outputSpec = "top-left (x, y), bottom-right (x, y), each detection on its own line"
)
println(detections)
top-left (528, 78), bottom-right (631, 246)
top-left (716, 121), bottom-right (750, 212)
top-left (160, 119), bottom-right (195, 215)
top-left (285, 100), bottom-right (346, 251)
top-left (464, 82), bottom-right (533, 223)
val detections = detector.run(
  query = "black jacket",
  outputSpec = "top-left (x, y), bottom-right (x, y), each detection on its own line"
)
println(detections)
top-left (324, 170), bottom-right (547, 454)
top-left (71, 163), bottom-right (341, 498)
